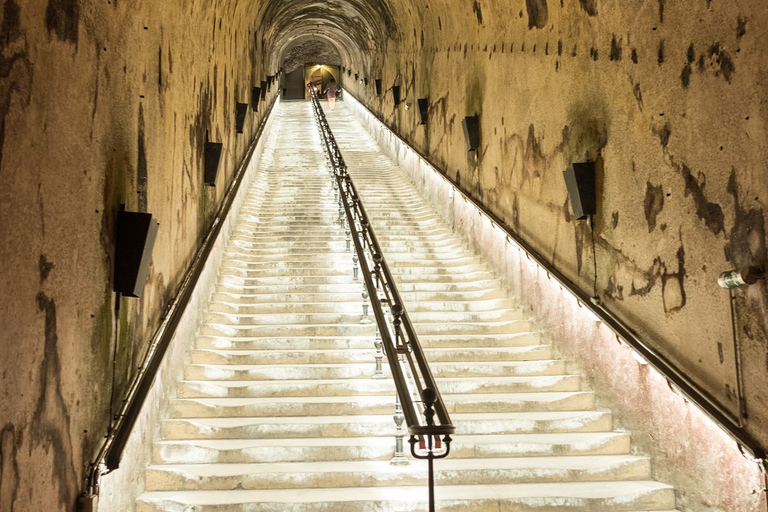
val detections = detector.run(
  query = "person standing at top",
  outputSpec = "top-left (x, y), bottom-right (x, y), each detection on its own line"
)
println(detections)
top-left (324, 78), bottom-right (339, 111)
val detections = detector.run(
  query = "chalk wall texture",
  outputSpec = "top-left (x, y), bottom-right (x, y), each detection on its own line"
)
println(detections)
top-left (1, 0), bottom-right (767, 510)
top-left (0, 0), bottom-right (275, 509)
top-left (341, 0), bottom-right (768, 463)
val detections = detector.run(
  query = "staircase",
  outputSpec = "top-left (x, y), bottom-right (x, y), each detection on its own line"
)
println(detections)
top-left (136, 101), bottom-right (677, 511)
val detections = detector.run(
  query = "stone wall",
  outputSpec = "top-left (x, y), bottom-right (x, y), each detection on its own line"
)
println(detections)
top-left (2, 0), bottom-right (767, 510)
top-left (343, 92), bottom-right (766, 512)
top-left (342, 0), bottom-right (768, 466)
top-left (0, 0), bottom-right (274, 510)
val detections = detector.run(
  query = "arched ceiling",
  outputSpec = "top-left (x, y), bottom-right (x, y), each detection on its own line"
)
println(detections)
top-left (255, 0), bottom-right (404, 74)
top-left (281, 35), bottom-right (342, 74)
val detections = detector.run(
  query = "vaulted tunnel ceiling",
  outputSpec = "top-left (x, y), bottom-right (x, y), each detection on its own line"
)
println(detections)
top-left (256, 0), bottom-right (402, 76)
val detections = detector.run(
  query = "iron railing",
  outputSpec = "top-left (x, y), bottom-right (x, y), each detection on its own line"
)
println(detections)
top-left (80, 93), bottom-right (279, 508)
top-left (310, 87), bottom-right (455, 511)
top-left (341, 89), bottom-right (767, 465)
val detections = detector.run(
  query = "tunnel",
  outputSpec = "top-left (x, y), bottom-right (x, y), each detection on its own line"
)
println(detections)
top-left (2, 0), bottom-right (768, 511)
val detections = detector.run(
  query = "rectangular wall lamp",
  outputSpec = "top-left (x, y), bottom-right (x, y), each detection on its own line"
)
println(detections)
top-left (114, 210), bottom-right (159, 297)
top-left (417, 98), bottom-right (429, 125)
top-left (392, 85), bottom-right (401, 106)
top-left (251, 87), bottom-right (260, 111)
top-left (462, 116), bottom-right (480, 151)
top-left (375, 79), bottom-right (382, 96)
top-left (235, 103), bottom-right (248, 134)
top-left (204, 141), bottom-right (223, 186)
top-left (563, 162), bottom-right (596, 219)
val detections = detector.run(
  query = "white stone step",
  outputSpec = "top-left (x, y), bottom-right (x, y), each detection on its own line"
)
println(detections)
top-left (203, 309), bottom-right (524, 326)
top-left (178, 375), bottom-right (583, 398)
top-left (152, 432), bottom-right (633, 465)
top-left (169, 392), bottom-right (596, 418)
top-left (145, 455), bottom-right (652, 491)
top-left (161, 411), bottom-right (613, 440)
top-left (184, 359), bottom-right (565, 381)
top-left (195, 331), bottom-right (543, 350)
top-left (187, 345), bottom-right (553, 366)
top-left (137, 481), bottom-right (674, 512)
top-left (200, 322), bottom-right (375, 338)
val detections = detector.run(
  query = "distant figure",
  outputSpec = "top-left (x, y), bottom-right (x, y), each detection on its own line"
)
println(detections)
top-left (324, 78), bottom-right (339, 111)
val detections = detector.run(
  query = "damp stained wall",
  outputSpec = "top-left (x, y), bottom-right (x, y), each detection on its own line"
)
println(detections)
top-left (0, 0), bottom-right (274, 510)
top-left (2, 0), bottom-right (768, 510)
top-left (344, 0), bottom-right (768, 449)
top-left (336, 0), bottom-right (768, 510)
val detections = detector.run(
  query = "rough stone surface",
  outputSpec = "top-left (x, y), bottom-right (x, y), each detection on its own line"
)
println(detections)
top-left (2, 0), bottom-right (768, 511)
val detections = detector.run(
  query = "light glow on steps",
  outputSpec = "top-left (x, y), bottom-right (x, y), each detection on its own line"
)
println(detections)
top-left (135, 101), bottom-right (677, 511)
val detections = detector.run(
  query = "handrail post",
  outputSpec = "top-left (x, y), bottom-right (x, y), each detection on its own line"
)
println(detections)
top-left (373, 327), bottom-right (385, 378)
top-left (361, 284), bottom-right (371, 324)
top-left (390, 392), bottom-right (409, 466)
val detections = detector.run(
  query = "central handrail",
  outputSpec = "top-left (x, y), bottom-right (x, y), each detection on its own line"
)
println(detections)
top-left (309, 87), bottom-right (453, 510)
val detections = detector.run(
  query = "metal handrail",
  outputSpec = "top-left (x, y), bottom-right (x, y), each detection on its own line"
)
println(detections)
top-left (342, 89), bottom-right (767, 463)
top-left (81, 93), bottom-right (280, 504)
top-left (309, 87), bottom-right (454, 509)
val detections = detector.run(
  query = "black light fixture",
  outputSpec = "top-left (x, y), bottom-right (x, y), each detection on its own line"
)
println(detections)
top-left (375, 79), bottom-right (382, 96)
top-left (417, 98), bottom-right (429, 125)
top-left (260, 81), bottom-right (267, 99)
top-left (563, 162), bottom-right (596, 220)
top-left (347, 69), bottom-right (352, 76)
top-left (354, 73), bottom-right (359, 80)
top-left (235, 103), bottom-right (248, 134)
top-left (204, 141), bottom-right (223, 186)
top-left (392, 85), bottom-right (402, 106)
top-left (114, 210), bottom-right (159, 298)
top-left (364, 77), bottom-right (369, 86)
top-left (462, 116), bottom-right (480, 151)
top-left (251, 87), bottom-right (260, 111)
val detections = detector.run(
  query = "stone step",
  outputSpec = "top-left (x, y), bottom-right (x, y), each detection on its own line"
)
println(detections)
top-left (188, 345), bottom-right (552, 366)
top-left (178, 375), bottom-right (582, 399)
top-left (203, 309), bottom-right (524, 326)
top-left (184, 359), bottom-right (564, 381)
top-left (207, 297), bottom-right (516, 314)
top-left (152, 432), bottom-right (633, 465)
top-left (214, 280), bottom-right (505, 295)
top-left (219, 262), bottom-right (486, 276)
top-left (137, 481), bottom-right (674, 512)
top-left (161, 411), bottom-right (612, 440)
top-left (144, 455), bottom-right (652, 491)
top-left (222, 252), bottom-right (478, 264)
top-left (169, 392), bottom-right (596, 418)
top-left (195, 331), bottom-right (543, 350)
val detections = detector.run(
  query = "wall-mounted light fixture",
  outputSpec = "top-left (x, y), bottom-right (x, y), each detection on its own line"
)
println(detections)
top-left (462, 116), bottom-right (480, 152)
top-left (355, 73), bottom-right (359, 80)
top-left (417, 98), bottom-right (429, 125)
top-left (204, 141), bottom-right (223, 186)
top-left (392, 85), bottom-right (402, 106)
top-left (347, 69), bottom-right (352, 76)
top-left (235, 103), bottom-right (249, 134)
top-left (114, 210), bottom-right (159, 298)
top-left (251, 87), bottom-right (260, 111)
top-left (364, 78), bottom-right (369, 86)
top-left (375, 79), bottom-right (382, 96)
top-left (562, 162), bottom-right (596, 220)
top-left (260, 81), bottom-right (267, 99)
top-left (718, 267), bottom-right (764, 289)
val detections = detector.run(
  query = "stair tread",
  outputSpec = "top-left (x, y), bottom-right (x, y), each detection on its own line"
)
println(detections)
top-left (156, 432), bottom-right (629, 448)
top-left (138, 480), bottom-right (673, 503)
top-left (146, 454), bottom-right (651, 476)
